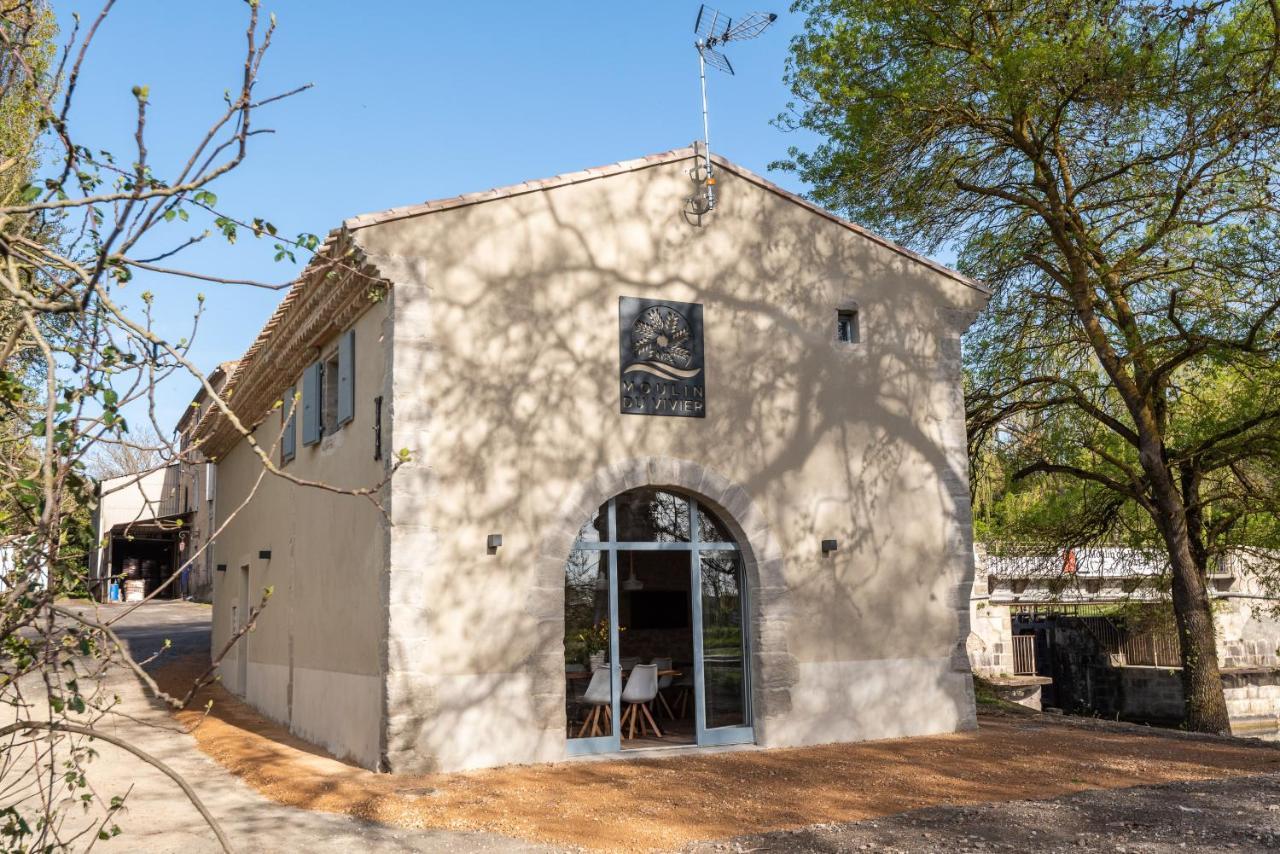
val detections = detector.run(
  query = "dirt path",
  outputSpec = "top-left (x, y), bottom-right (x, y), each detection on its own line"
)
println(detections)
top-left (154, 652), bottom-right (1280, 853)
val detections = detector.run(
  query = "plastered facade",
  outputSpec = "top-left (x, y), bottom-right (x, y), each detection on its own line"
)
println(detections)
top-left (210, 148), bottom-right (988, 773)
top-left (210, 301), bottom-right (393, 768)
top-left (358, 153), bottom-right (986, 771)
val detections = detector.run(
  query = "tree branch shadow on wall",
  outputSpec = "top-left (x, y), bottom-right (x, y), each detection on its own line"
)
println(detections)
top-left (355, 159), bottom-right (980, 767)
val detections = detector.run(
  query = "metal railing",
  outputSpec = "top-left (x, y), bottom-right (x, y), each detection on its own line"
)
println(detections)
top-left (1121, 631), bottom-right (1182, 667)
top-left (1077, 615), bottom-right (1123, 656)
top-left (1077, 614), bottom-right (1180, 667)
top-left (1012, 634), bottom-right (1037, 675)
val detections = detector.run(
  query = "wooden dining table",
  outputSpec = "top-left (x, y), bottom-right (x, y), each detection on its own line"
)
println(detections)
top-left (565, 668), bottom-right (681, 680)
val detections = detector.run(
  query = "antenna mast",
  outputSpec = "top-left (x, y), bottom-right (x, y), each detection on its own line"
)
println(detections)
top-left (691, 5), bottom-right (777, 213)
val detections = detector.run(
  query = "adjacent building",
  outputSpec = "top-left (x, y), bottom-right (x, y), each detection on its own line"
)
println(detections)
top-left (968, 548), bottom-right (1280, 736)
top-left (90, 465), bottom-right (185, 601)
top-left (87, 362), bottom-right (235, 604)
top-left (193, 146), bottom-right (991, 772)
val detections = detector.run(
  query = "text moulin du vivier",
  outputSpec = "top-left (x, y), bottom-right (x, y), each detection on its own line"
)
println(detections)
top-left (620, 380), bottom-right (705, 414)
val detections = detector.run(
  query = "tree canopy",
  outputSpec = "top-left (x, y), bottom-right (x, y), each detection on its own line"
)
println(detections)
top-left (781, 0), bottom-right (1280, 731)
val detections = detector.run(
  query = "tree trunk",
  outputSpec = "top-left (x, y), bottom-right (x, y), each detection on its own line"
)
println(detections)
top-left (1149, 467), bottom-right (1231, 733)
top-left (1179, 462), bottom-right (1209, 575)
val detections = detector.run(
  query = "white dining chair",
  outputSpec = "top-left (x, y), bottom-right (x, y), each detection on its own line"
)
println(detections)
top-left (576, 666), bottom-right (613, 738)
top-left (619, 663), bottom-right (662, 739)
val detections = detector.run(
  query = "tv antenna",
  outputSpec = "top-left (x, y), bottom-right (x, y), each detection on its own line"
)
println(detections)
top-left (691, 4), bottom-right (777, 214)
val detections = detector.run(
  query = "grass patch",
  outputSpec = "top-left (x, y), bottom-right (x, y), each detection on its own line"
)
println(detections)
top-left (973, 674), bottom-right (1039, 715)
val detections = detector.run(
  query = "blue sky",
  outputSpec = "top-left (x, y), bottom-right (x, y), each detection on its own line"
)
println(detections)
top-left (62, 1), bottom-right (819, 431)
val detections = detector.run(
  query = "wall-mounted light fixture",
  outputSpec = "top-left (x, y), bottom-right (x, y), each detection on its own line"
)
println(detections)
top-left (258, 550), bottom-right (272, 560)
top-left (486, 534), bottom-right (502, 555)
top-left (821, 539), bottom-right (838, 555)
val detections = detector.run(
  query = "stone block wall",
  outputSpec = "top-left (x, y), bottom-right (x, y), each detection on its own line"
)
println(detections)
top-left (1115, 667), bottom-right (1280, 737)
top-left (1047, 619), bottom-right (1123, 716)
top-left (1222, 669), bottom-right (1280, 737)
top-left (1217, 592), bottom-right (1280, 670)
top-left (1118, 667), bottom-right (1184, 723)
top-left (1221, 638), bottom-right (1280, 670)
top-left (966, 514), bottom-right (1013, 680)
top-left (967, 584), bottom-right (1014, 677)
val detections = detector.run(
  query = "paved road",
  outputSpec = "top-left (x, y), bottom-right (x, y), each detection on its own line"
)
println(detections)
top-left (99, 599), bottom-right (213, 660)
top-left (40, 601), bottom-right (554, 854)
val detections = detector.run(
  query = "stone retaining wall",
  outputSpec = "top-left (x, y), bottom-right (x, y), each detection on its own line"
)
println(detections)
top-left (1118, 667), bottom-right (1183, 723)
top-left (1105, 665), bottom-right (1280, 737)
top-left (1222, 669), bottom-right (1280, 736)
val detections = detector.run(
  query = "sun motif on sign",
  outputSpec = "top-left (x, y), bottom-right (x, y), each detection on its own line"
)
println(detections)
top-left (632, 306), bottom-right (693, 369)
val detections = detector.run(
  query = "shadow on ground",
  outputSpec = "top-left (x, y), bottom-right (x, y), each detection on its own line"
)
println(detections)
top-left (134, 608), bottom-right (1280, 853)
top-left (683, 773), bottom-right (1280, 853)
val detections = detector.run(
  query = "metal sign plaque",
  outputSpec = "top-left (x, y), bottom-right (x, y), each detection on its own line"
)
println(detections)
top-left (618, 296), bottom-right (706, 418)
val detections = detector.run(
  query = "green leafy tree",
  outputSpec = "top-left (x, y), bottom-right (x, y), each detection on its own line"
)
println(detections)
top-left (0, 1), bottom-right (55, 528)
top-left (781, 0), bottom-right (1280, 732)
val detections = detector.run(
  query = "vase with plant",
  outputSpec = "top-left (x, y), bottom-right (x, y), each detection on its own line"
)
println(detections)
top-left (576, 619), bottom-right (621, 669)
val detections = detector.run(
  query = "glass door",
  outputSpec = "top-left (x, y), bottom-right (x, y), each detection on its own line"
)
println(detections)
top-left (564, 488), bottom-right (753, 756)
top-left (564, 509), bottom-right (620, 756)
top-left (692, 556), bottom-right (752, 745)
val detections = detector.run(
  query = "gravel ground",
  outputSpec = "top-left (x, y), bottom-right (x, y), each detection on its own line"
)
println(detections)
top-left (684, 773), bottom-right (1280, 853)
top-left (61, 600), bottom-right (1280, 853)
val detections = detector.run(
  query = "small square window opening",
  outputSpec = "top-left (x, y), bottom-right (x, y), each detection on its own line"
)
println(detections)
top-left (836, 309), bottom-right (861, 344)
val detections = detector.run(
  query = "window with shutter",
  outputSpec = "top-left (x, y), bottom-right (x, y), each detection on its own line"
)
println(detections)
top-left (281, 384), bottom-right (297, 461)
top-left (337, 329), bottom-right (355, 427)
top-left (321, 352), bottom-right (339, 434)
top-left (301, 363), bottom-right (322, 446)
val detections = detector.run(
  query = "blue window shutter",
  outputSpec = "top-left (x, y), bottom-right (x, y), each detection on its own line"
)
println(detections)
top-left (337, 329), bottom-right (355, 427)
top-left (301, 363), bottom-right (321, 446)
top-left (281, 385), bottom-right (297, 461)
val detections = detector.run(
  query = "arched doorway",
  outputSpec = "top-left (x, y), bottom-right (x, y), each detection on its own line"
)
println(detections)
top-left (564, 486), bottom-right (753, 756)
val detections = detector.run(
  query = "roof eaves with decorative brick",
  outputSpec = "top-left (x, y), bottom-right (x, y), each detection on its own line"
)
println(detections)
top-left (191, 228), bottom-right (390, 460)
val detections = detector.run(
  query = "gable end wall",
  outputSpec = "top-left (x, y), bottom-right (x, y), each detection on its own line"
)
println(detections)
top-left (362, 155), bottom-right (986, 772)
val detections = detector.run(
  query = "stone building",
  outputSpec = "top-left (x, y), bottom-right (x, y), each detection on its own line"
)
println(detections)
top-left (193, 146), bottom-right (990, 772)
top-left (968, 548), bottom-right (1280, 735)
